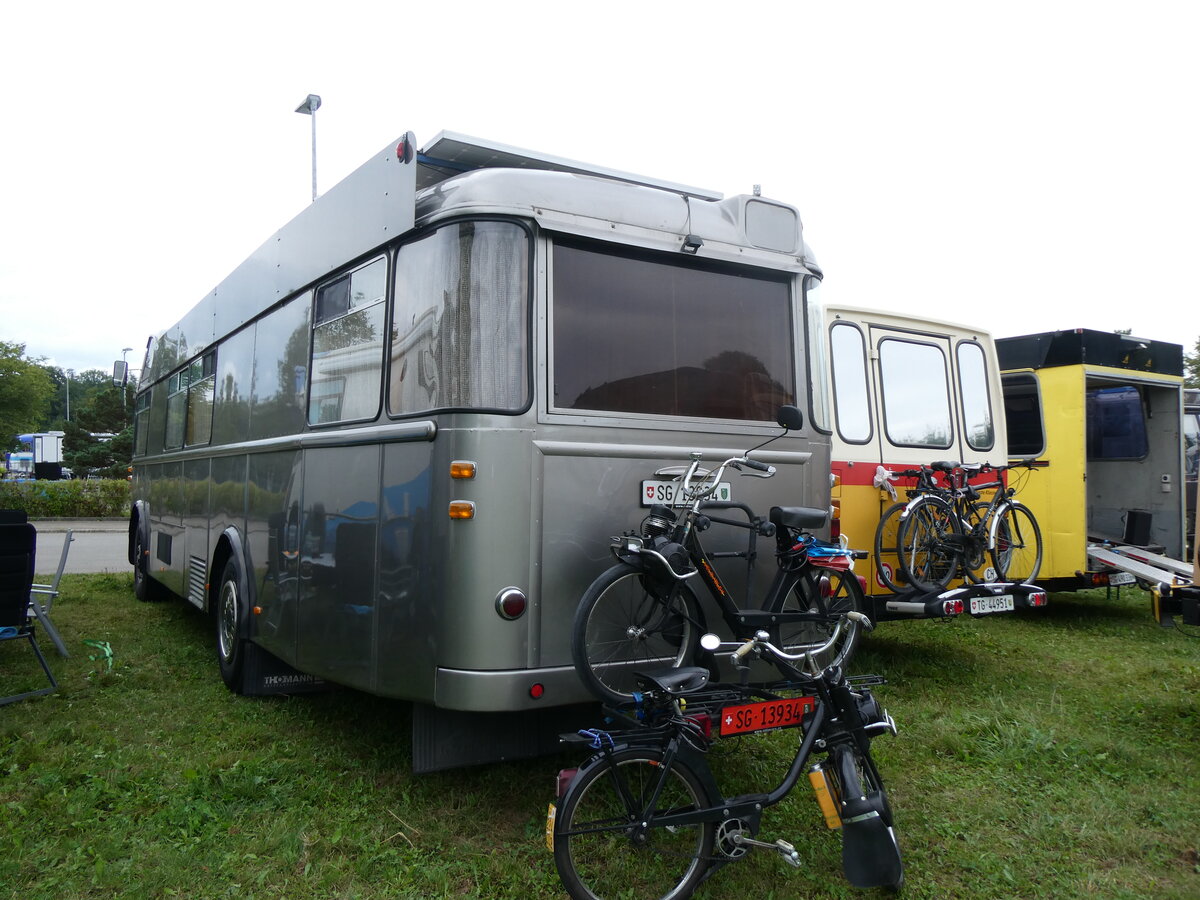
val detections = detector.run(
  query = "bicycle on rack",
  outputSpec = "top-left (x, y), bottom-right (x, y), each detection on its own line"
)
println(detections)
top-left (875, 460), bottom-right (1044, 594)
top-left (572, 406), bottom-right (869, 706)
top-left (550, 612), bottom-right (904, 900)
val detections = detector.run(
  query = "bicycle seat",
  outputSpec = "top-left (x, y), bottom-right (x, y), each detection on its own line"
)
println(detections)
top-left (634, 666), bottom-right (711, 697)
top-left (769, 506), bottom-right (829, 530)
top-left (930, 460), bottom-right (960, 472)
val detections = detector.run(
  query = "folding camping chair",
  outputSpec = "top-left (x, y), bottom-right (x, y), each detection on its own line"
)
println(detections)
top-left (30, 530), bottom-right (72, 657)
top-left (0, 522), bottom-right (58, 705)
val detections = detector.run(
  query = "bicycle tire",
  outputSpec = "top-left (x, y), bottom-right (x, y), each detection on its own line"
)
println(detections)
top-left (772, 567), bottom-right (866, 671)
top-left (553, 747), bottom-right (715, 900)
top-left (872, 502), bottom-right (909, 593)
top-left (896, 496), bottom-right (962, 593)
top-left (961, 501), bottom-right (998, 583)
top-left (827, 743), bottom-right (904, 891)
top-left (991, 503), bottom-right (1043, 584)
top-left (572, 563), bottom-right (703, 705)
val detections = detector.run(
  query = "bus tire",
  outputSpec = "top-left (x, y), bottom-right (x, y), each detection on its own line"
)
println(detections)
top-left (216, 557), bottom-right (249, 693)
top-left (132, 527), bottom-right (167, 603)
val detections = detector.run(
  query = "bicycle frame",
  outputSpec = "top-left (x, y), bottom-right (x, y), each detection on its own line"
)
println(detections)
top-left (613, 500), bottom-right (856, 641)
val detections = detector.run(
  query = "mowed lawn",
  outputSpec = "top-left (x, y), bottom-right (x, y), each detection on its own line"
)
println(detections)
top-left (1, 574), bottom-right (1198, 899)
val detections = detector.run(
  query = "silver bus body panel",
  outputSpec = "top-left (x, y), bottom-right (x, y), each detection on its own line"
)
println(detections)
top-left (132, 132), bottom-right (828, 726)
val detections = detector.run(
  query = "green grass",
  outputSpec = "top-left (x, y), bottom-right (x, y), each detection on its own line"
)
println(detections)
top-left (2, 576), bottom-right (1199, 899)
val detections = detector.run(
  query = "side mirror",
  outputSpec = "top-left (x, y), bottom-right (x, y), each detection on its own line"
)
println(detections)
top-left (777, 405), bottom-right (804, 431)
top-left (700, 633), bottom-right (722, 652)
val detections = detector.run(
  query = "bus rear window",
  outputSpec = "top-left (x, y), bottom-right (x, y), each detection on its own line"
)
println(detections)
top-left (552, 243), bottom-right (793, 421)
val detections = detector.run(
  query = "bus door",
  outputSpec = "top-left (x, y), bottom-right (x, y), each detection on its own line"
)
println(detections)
top-left (827, 315), bottom-right (1002, 593)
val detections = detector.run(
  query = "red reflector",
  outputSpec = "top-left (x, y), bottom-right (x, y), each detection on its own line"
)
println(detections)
top-left (529, 683), bottom-right (545, 699)
top-left (943, 599), bottom-right (964, 616)
top-left (396, 132), bottom-right (415, 163)
top-left (557, 768), bottom-right (578, 798)
top-left (1030, 591), bottom-right (1047, 607)
top-left (687, 713), bottom-right (712, 740)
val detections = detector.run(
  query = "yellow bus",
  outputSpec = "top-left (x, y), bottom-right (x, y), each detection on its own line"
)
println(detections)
top-left (815, 304), bottom-right (1046, 618)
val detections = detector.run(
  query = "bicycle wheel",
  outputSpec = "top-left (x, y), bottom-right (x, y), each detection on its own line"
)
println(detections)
top-left (553, 747), bottom-right (715, 900)
top-left (872, 502), bottom-right (909, 593)
top-left (827, 743), bottom-right (903, 891)
top-left (773, 567), bottom-right (866, 671)
top-left (991, 503), bottom-right (1043, 584)
top-left (572, 563), bottom-right (703, 705)
top-left (896, 496), bottom-right (962, 593)
top-left (961, 502), bottom-right (998, 583)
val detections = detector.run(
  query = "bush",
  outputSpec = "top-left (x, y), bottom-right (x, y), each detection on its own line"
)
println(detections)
top-left (0, 478), bottom-right (129, 517)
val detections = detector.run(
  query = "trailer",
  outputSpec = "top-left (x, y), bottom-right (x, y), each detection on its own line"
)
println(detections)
top-left (997, 329), bottom-right (1193, 624)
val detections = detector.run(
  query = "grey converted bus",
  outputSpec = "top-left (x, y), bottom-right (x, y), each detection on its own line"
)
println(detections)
top-left (129, 132), bottom-right (831, 770)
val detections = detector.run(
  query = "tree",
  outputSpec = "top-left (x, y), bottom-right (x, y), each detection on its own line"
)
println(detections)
top-left (0, 342), bottom-right (55, 450)
top-left (1185, 337), bottom-right (1199, 389)
top-left (63, 382), bottom-right (133, 478)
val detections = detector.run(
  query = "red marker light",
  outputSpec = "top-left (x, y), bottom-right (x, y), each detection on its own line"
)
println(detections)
top-left (529, 683), bottom-right (545, 700)
top-left (396, 132), bottom-right (415, 164)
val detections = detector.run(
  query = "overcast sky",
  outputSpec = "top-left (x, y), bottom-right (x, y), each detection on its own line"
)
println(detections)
top-left (2, 1), bottom-right (1197, 378)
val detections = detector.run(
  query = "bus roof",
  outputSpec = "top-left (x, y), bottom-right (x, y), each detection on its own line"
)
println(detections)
top-left (996, 329), bottom-right (1183, 377)
top-left (416, 131), bottom-right (722, 200)
top-left (143, 131), bottom-right (796, 384)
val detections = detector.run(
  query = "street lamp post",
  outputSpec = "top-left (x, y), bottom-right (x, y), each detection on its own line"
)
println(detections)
top-left (65, 368), bottom-right (73, 422)
top-left (294, 93), bottom-right (322, 203)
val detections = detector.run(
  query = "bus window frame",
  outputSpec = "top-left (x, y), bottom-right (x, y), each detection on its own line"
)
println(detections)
top-left (386, 217), bottom-right (535, 421)
top-left (955, 338), bottom-right (996, 453)
top-left (828, 319), bottom-right (873, 445)
top-left (877, 336), bottom-right (954, 451)
top-left (1001, 371), bottom-right (1046, 458)
top-left (546, 236), bottom-right (798, 426)
top-left (308, 255), bottom-right (390, 428)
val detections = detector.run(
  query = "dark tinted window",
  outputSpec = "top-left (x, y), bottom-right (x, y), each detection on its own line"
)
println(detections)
top-left (1002, 373), bottom-right (1044, 457)
top-left (552, 244), bottom-right (793, 420)
top-left (1087, 386), bottom-right (1148, 459)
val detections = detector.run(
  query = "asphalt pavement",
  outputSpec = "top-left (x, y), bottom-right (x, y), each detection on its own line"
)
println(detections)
top-left (30, 518), bottom-right (129, 576)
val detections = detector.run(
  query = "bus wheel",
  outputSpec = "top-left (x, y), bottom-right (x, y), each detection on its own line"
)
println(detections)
top-left (133, 528), bottom-right (166, 602)
top-left (216, 558), bottom-right (248, 693)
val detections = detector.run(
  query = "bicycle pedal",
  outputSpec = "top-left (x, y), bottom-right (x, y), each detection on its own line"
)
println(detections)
top-left (774, 839), bottom-right (801, 867)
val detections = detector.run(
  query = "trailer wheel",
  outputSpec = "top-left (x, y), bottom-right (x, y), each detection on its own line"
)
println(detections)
top-left (217, 558), bottom-right (249, 693)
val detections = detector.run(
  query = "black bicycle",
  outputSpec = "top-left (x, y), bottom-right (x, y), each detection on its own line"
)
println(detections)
top-left (572, 406), bottom-right (869, 705)
top-left (550, 613), bottom-right (903, 899)
top-left (876, 461), bottom-right (1043, 594)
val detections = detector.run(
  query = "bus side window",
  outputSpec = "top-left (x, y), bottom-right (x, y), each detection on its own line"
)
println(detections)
top-left (829, 322), bottom-right (872, 443)
top-left (185, 352), bottom-right (216, 447)
top-left (165, 369), bottom-right (189, 450)
top-left (309, 258), bottom-right (387, 425)
top-left (957, 341), bottom-right (995, 452)
top-left (1001, 372), bottom-right (1045, 457)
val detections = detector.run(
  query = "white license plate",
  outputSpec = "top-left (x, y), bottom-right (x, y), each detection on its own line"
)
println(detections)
top-left (641, 480), bottom-right (731, 506)
top-left (970, 594), bottom-right (1015, 615)
top-left (1108, 572), bottom-right (1136, 586)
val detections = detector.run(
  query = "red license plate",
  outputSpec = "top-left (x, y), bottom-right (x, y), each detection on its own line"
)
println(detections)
top-left (719, 696), bottom-right (814, 737)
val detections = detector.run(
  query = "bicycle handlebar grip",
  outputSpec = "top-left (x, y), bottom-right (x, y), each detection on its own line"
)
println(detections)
top-left (742, 458), bottom-right (774, 474)
top-left (733, 640), bottom-right (757, 661)
top-left (758, 521), bottom-right (777, 537)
